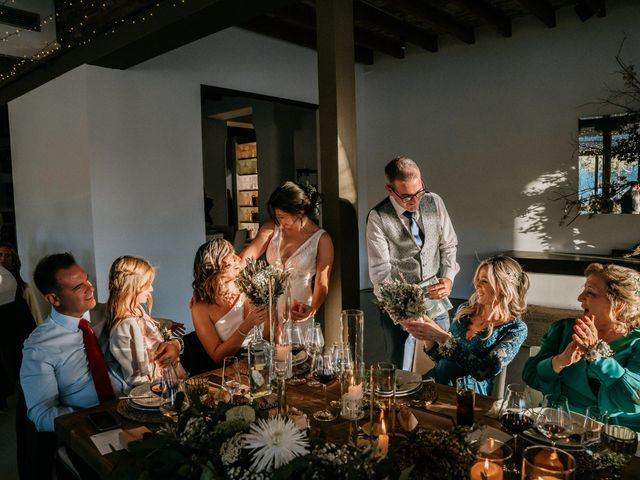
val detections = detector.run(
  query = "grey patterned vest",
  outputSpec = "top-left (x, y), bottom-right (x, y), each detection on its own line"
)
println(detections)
top-left (371, 195), bottom-right (442, 284)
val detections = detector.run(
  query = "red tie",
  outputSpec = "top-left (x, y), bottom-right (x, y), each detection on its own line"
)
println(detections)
top-left (78, 318), bottom-right (116, 402)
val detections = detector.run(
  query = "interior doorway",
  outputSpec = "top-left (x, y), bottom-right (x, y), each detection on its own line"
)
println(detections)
top-left (200, 86), bottom-right (318, 252)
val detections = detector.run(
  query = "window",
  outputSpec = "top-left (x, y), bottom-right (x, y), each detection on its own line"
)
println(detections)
top-left (578, 113), bottom-right (640, 213)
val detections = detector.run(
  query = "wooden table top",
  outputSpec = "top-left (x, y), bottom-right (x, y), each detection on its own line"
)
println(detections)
top-left (54, 370), bottom-right (640, 479)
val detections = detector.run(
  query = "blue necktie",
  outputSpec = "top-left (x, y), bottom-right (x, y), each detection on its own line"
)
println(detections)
top-left (402, 210), bottom-right (424, 248)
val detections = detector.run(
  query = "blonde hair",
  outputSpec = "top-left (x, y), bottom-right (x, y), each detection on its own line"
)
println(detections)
top-left (584, 263), bottom-right (640, 331)
top-left (455, 255), bottom-right (530, 337)
top-left (106, 255), bottom-right (155, 330)
top-left (192, 239), bottom-right (234, 305)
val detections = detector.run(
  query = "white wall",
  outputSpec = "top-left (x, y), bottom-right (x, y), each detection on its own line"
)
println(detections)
top-left (9, 28), bottom-right (321, 326)
top-left (356, 0), bottom-right (640, 308)
top-left (10, 67), bottom-right (95, 315)
top-left (10, 3), bottom-right (640, 321)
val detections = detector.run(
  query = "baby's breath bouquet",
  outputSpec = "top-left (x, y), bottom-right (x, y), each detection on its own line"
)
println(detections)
top-left (237, 258), bottom-right (290, 306)
top-left (376, 279), bottom-right (429, 324)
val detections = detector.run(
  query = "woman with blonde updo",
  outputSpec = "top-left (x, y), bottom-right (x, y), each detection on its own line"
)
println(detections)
top-left (107, 255), bottom-right (185, 390)
top-left (191, 239), bottom-right (269, 365)
top-left (524, 263), bottom-right (640, 430)
top-left (404, 255), bottom-right (529, 395)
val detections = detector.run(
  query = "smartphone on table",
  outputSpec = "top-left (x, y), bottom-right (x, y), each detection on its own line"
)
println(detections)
top-left (87, 411), bottom-right (121, 432)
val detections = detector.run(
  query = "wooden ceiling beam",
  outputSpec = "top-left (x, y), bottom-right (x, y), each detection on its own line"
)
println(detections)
top-left (514, 0), bottom-right (556, 28)
top-left (389, 0), bottom-right (475, 44)
top-left (449, 0), bottom-right (511, 37)
top-left (355, 1), bottom-right (437, 52)
top-left (273, 3), bottom-right (405, 59)
top-left (241, 16), bottom-right (374, 65)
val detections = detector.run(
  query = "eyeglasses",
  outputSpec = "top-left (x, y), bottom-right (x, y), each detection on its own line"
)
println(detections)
top-left (388, 182), bottom-right (427, 203)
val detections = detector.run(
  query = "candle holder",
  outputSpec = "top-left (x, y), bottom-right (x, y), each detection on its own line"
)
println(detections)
top-left (340, 309), bottom-right (365, 422)
top-left (471, 438), bottom-right (513, 480)
top-left (369, 362), bottom-right (396, 440)
top-left (521, 446), bottom-right (576, 480)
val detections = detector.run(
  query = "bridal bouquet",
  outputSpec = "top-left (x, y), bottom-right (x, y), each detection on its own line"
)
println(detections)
top-left (236, 258), bottom-right (290, 306)
top-left (376, 279), bottom-right (429, 324)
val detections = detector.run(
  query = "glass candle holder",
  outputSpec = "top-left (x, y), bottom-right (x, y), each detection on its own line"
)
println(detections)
top-left (521, 446), bottom-right (576, 480)
top-left (369, 362), bottom-right (396, 438)
top-left (471, 438), bottom-right (512, 480)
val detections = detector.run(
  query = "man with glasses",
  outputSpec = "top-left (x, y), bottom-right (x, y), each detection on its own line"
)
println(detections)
top-left (367, 157), bottom-right (459, 370)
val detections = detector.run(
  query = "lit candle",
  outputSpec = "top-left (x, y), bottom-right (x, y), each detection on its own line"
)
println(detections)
top-left (275, 344), bottom-right (290, 362)
top-left (345, 382), bottom-right (363, 400)
top-left (377, 418), bottom-right (389, 457)
top-left (469, 458), bottom-right (502, 480)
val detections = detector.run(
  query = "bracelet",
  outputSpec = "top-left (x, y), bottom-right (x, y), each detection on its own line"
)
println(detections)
top-left (437, 336), bottom-right (458, 357)
top-left (237, 327), bottom-right (250, 338)
top-left (172, 337), bottom-right (185, 354)
top-left (583, 340), bottom-right (614, 363)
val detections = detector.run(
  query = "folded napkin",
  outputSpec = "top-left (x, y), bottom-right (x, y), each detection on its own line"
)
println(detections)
top-left (90, 429), bottom-right (124, 455)
top-left (466, 425), bottom-right (512, 445)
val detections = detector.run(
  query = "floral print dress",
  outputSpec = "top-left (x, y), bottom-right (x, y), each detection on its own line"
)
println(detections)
top-left (425, 306), bottom-right (528, 395)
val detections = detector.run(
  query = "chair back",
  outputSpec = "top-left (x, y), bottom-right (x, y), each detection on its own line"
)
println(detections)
top-left (525, 346), bottom-right (544, 406)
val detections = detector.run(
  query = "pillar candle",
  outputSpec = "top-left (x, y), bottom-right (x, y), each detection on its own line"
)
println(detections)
top-left (469, 458), bottom-right (502, 480)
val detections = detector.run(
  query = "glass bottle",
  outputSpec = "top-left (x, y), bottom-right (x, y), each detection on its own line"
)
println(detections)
top-left (248, 326), bottom-right (272, 399)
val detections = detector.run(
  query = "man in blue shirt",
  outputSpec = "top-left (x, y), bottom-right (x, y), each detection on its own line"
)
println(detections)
top-left (20, 253), bottom-right (126, 432)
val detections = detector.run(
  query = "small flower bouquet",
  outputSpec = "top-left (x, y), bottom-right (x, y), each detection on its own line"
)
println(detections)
top-left (237, 258), bottom-right (290, 306)
top-left (376, 279), bottom-right (429, 324)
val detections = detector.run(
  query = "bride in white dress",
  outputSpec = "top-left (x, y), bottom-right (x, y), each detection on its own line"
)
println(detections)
top-left (241, 181), bottom-right (334, 328)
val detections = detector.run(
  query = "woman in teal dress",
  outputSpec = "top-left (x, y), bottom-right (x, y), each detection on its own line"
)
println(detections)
top-left (404, 255), bottom-right (529, 396)
top-left (523, 263), bottom-right (640, 431)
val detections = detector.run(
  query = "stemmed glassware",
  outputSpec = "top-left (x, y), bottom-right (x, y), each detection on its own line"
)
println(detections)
top-left (499, 383), bottom-right (534, 455)
top-left (535, 394), bottom-right (573, 447)
top-left (330, 342), bottom-right (353, 408)
top-left (582, 406), bottom-right (608, 474)
top-left (312, 353), bottom-right (337, 421)
top-left (287, 323), bottom-right (307, 385)
top-left (305, 322), bottom-right (324, 387)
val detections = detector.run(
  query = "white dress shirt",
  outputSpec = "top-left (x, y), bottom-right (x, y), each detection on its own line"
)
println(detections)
top-left (20, 305), bottom-right (125, 432)
top-left (366, 194), bottom-right (459, 297)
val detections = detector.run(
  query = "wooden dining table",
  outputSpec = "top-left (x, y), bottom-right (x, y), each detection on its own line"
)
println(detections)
top-left (55, 368), bottom-right (640, 479)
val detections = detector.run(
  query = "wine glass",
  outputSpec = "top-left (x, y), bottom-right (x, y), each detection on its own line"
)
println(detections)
top-left (330, 343), bottom-right (353, 408)
top-left (312, 353), bottom-right (337, 421)
top-left (222, 356), bottom-right (242, 397)
top-left (287, 322), bottom-right (307, 385)
top-left (499, 383), bottom-right (534, 455)
top-left (159, 365), bottom-right (189, 430)
top-left (582, 406), bottom-right (608, 474)
top-left (535, 394), bottom-right (573, 447)
top-left (305, 322), bottom-right (324, 387)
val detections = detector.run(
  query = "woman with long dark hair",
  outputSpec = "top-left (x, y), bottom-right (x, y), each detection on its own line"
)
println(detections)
top-left (241, 181), bottom-right (334, 326)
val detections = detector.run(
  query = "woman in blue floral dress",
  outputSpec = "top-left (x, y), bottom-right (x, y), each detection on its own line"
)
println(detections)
top-left (404, 255), bottom-right (529, 395)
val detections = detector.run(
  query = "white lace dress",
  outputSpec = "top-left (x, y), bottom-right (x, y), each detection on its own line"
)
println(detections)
top-left (266, 225), bottom-right (325, 329)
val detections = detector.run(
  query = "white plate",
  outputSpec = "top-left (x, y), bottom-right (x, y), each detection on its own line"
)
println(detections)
top-left (129, 383), bottom-right (163, 409)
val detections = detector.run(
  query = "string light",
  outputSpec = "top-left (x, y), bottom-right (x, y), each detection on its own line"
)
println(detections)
top-left (0, 0), bottom-right (193, 85)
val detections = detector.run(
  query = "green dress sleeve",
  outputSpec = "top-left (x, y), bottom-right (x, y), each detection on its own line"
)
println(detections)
top-left (589, 333), bottom-right (640, 420)
top-left (522, 319), bottom-right (573, 395)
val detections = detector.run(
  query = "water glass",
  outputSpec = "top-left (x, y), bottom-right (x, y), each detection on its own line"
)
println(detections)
top-left (222, 356), bottom-right (242, 396)
top-left (522, 446), bottom-right (576, 479)
top-left (456, 377), bottom-right (475, 427)
top-left (583, 406), bottom-right (608, 444)
top-left (305, 322), bottom-right (324, 387)
top-left (369, 362), bottom-right (396, 436)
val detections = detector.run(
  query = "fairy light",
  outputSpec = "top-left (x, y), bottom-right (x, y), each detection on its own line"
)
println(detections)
top-left (1, 0), bottom-right (194, 84)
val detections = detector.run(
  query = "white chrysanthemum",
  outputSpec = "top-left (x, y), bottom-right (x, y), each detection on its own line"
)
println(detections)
top-left (243, 416), bottom-right (309, 471)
